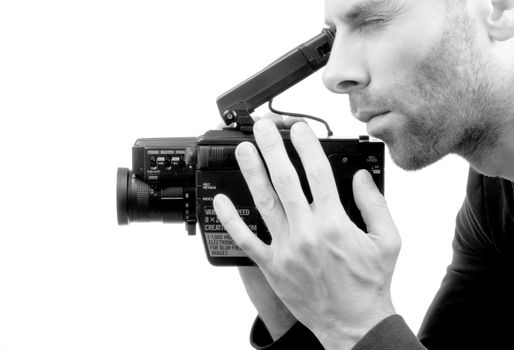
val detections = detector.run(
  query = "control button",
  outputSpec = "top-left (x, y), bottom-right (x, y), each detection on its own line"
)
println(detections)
top-left (165, 156), bottom-right (172, 169)
top-left (328, 153), bottom-right (361, 166)
top-left (150, 156), bottom-right (157, 170)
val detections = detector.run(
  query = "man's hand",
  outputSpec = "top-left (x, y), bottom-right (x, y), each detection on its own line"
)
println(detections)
top-left (215, 113), bottom-right (303, 341)
top-left (213, 119), bottom-right (401, 350)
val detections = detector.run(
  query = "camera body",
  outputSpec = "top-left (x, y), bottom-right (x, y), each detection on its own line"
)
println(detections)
top-left (116, 25), bottom-right (387, 266)
top-left (118, 130), bottom-right (384, 266)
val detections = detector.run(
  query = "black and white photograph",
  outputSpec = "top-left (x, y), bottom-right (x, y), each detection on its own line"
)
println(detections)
top-left (1, 0), bottom-right (512, 349)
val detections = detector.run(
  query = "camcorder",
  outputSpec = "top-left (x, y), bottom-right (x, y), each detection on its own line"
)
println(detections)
top-left (116, 26), bottom-right (385, 266)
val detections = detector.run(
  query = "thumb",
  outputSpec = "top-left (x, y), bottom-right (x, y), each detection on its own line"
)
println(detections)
top-left (352, 170), bottom-right (399, 243)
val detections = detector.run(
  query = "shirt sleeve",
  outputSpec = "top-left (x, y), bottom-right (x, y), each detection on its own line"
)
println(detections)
top-left (250, 314), bottom-right (425, 350)
top-left (352, 315), bottom-right (426, 350)
top-left (250, 316), bottom-right (324, 349)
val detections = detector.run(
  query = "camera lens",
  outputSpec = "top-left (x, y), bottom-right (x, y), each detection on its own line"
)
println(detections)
top-left (117, 167), bottom-right (130, 225)
top-left (116, 167), bottom-right (155, 224)
top-left (117, 167), bottom-right (188, 225)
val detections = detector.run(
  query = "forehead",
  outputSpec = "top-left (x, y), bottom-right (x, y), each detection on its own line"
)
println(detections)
top-left (325, 0), bottom-right (401, 23)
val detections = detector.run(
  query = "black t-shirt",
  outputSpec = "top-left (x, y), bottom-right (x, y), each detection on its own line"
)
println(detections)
top-left (250, 168), bottom-right (514, 349)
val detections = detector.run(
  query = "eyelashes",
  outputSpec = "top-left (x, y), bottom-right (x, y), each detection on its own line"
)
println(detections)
top-left (362, 18), bottom-right (385, 25)
top-left (358, 17), bottom-right (387, 32)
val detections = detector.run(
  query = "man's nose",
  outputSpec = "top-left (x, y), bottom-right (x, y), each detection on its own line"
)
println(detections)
top-left (323, 35), bottom-right (369, 94)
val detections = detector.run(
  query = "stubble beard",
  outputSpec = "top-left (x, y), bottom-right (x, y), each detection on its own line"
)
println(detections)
top-left (361, 9), bottom-right (507, 172)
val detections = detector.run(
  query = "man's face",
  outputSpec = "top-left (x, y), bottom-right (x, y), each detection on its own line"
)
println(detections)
top-left (323, 0), bottom-right (505, 171)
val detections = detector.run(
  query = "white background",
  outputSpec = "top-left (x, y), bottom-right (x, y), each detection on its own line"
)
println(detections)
top-left (0, 1), bottom-right (469, 349)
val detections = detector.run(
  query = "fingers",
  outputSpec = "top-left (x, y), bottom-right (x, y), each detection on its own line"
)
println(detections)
top-left (352, 170), bottom-right (400, 249)
top-left (235, 141), bottom-right (289, 244)
top-left (290, 122), bottom-right (344, 214)
top-left (283, 117), bottom-right (306, 129)
top-left (213, 194), bottom-right (270, 265)
top-left (260, 112), bottom-right (307, 130)
top-left (253, 119), bottom-right (311, 220)
top-left (260, 112), bottom-right (286, 129)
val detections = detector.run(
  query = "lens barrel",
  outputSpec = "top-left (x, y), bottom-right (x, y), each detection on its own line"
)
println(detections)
top-left (117, 168), bottom-right (130, 225)
top-left (116, 167), bottom-right (186, 225)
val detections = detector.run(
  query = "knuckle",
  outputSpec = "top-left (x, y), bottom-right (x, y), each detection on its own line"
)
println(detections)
top-left (294, 236), bottom-right (319, 259)
top-left (308, 162), bottom-right (333, 184)
top-left (367, 194), bottom-right (388, 210)
top-left (273, 170), bottom-right (297, 189)
top-left (321, 219), bottom-right (346, 241)
top-left (259, 136), bottom-right (283, 154)
top-left (294, 135), bottom-right (316, 151)
top-left (386, 234), bottom-right (402, 255)
top-left (257, 196), bottom-right (280, 217)
top-left (244, 164), bottom-right (262, 178)
top-left (278, 250), bottom-right (297, 272)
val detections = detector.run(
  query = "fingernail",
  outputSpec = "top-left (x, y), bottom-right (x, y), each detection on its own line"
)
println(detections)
top-left (292, 122), bottom-right (309, 135)
top-left (254, 119), bottom-right (271, 133)
top-left (236, 142), bottom-right (255, 157)
top-left (213, 194), bottom-right (226, 208)
top-left (359, 170), bottom-right (373, 185)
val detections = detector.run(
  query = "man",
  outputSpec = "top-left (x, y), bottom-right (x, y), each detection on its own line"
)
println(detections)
top-left (213, 0), bottom-right (514, 348)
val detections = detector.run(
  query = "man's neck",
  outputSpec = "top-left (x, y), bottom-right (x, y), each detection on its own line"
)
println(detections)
top-left (468, 119), bottom-right (514, 181)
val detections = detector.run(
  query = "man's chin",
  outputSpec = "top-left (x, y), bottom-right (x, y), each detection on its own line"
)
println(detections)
top-left (385, 140), bottom-right (440, 171)
top-left (390, 155), bottom-right (429, 171)
top-left (370, 130), bottom-right (427, 170)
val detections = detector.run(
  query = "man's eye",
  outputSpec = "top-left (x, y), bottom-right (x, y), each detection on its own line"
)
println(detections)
top-left (361, 18), bottom-right (385, 27)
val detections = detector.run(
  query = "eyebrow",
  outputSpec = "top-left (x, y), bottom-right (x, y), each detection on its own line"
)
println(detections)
top-left (325, 0), bottom-right (397, 25)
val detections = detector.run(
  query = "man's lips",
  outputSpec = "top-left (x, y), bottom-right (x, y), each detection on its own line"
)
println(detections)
top-left (355, 110), bottom-right (391, 123)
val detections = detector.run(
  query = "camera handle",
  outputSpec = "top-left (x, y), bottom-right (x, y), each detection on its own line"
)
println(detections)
top-left (220, 99), bottom-right (334, 137)
top-left (217, 26), bottom-right (336, 136)
top-left (221, 102), bottom-right (255, 134)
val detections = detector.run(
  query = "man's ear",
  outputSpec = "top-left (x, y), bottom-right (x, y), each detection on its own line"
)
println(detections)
top-left (488, 0), bottom-right (514, 41)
